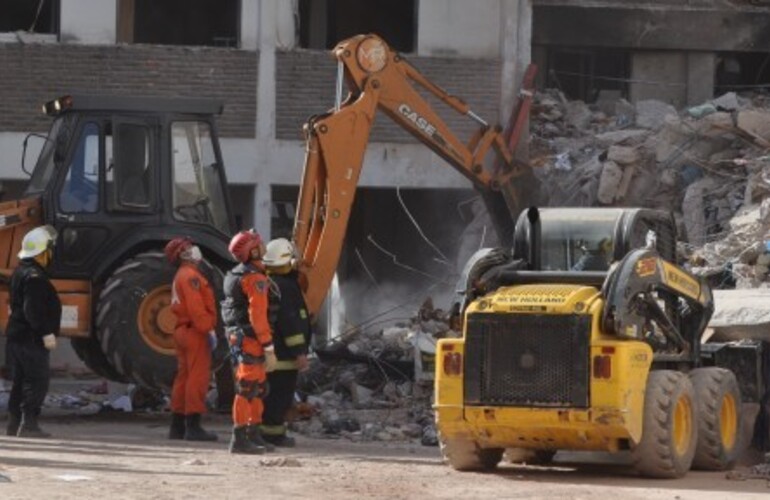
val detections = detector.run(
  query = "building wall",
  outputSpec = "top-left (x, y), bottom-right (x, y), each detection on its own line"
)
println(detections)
top-left (0, 44), bottom-right (257, 138)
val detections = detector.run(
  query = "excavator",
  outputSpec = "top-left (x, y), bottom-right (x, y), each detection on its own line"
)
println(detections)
top-left (290, 35), bottom-right (769, 478)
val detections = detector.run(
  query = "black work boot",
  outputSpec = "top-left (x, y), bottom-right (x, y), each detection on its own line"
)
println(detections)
top-left (6, 413), bottom-right (21, 437)
top-left (247, 425), bottom-right (275, 452)
top-left (168, 413), bottom-right (186, 440)
top-left (17, 413), bottom-right (51, 438)
top-left (230, 426), bottom-right (266, 454)
top-left (184, 414), bottom-right (218, 442)
top-left (263, 433), bottom-right (296, 448)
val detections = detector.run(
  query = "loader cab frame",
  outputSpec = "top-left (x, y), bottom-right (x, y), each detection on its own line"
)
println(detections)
top-left (513, 207), bottom-right (677, 273)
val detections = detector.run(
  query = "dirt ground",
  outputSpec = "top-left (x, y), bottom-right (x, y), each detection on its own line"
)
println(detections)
top-left (1, 413), bottom-right (768, 500)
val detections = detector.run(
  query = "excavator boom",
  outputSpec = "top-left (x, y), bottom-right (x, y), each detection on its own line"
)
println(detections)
top-left (293, 34), bottom-right (533, 314)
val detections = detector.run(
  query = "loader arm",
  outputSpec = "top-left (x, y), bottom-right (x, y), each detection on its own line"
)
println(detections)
top-left (293, 34), bottom-right (532, 315)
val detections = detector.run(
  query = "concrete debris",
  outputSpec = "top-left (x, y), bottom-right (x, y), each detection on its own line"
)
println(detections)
top-left (532, 89), bottom-right (770, 268)
top-left (288, 298), bottom-right (447, 447)
top-left (635, 99), bottom-right (678, 129)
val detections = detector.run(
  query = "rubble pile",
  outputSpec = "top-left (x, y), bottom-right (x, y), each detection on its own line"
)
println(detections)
top-left (290, 299), bottom-right (456, 446)
top-left (531, 89), bottom-right (770, 283)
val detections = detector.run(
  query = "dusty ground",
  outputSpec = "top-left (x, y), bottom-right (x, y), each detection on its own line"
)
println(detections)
top-left (1, 413), bottom-right (769, 500)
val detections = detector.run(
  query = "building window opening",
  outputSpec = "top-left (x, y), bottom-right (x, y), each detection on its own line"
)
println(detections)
top-left (299, 0), bottom-right (416, 52)
top-left (0, 0), bottom-right (59, 34)
top-left (716, 52), bottom-right (770, 94)
top-left (119, 0), bottom-right (238, 47)
top-left (544, 47), bottom-right (630, 103)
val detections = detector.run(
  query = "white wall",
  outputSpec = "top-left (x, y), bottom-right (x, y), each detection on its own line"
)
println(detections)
top-left (59, 0), bottom-right (117, 44)
top-left (418, 0), bottom-right (502, 57)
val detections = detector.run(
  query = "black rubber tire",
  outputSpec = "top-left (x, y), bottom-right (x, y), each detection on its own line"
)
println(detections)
top-left (690, 367), bottom-right (743, 470)
top-left (631, 370), bottom-right (698, 478)
top-left (96, 251), bottom-right (178, 390)
top-left (505, 448), bottom-right (557, 465)
top-left (440, 435), bottom-right (503, 472)
top-left (70, 336), bottom-right (128, 382)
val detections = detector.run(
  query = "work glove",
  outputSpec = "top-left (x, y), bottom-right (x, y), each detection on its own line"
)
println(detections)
top-left (296, 354), bottom-right (310, 372)
top-left (264, 346), bottom-right (277, 373)
top-left (207, 331), bottom-right (217, 351)
top-left (42, 334), bottom-right (57, 351)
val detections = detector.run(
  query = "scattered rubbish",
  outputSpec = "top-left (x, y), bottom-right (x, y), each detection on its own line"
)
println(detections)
top-left (259, 457), bottom-right (302, 467)
top-left (108, 395), bottom-right (133, 413)
top-left (182, 458), bottom-right (208, 466)
top-left (54, 474), bottom-right (93, 482)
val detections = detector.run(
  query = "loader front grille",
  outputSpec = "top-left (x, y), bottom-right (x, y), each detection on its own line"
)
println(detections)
top-left (464, 313), bottom-right (591, 407)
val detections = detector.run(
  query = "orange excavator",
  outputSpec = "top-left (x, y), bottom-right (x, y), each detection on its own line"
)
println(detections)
top-left (292, 34), bottom-right (536, 315)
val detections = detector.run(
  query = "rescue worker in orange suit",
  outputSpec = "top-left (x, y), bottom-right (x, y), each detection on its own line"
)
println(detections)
top-left (6, 226), bottom-right (61, 438)
top-left (262, 238), bottom-right (312, 447)
top-left (221, 230), bottom-right (277, 454)
top-left (165, 237), bottom-right (218, 441)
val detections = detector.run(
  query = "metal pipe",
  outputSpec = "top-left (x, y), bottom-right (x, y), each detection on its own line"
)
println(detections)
top-left (467, 109), bottom-right (488, 128)
top-left (334, 61), bottom-right (344, 112)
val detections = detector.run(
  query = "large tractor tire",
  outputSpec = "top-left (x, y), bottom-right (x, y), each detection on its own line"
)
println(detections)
top-left (70, 336), bottom-right (128, 382)
top-left (440, 435), bottom-right (503, 472)
top-left (631, 370), bottom-right (698, 478)
top-left (689, 367), bottom-right (743, 470)
top-left (96, 251), bottom-right (178, 390)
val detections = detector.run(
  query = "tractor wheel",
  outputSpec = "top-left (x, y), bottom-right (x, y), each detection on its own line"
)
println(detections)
top-left (631, 370), bottom-right (698, 478)
top-left (440, 435), bottom-right (503, 472)
top-left (70, 336), bottom-right (128, 382)
top-left (690, 367), bottom-right (743, 470)
top-left (96, 251), bottom-right (178, 390)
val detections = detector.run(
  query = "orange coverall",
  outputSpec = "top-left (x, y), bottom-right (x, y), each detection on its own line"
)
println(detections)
top-left (232, 269), bottom-right (273, 427)
top-left (170, 262), bottom-right (217, 415)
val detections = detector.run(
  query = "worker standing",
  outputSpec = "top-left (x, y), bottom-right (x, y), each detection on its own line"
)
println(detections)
top-left (262, 238), bottom-right (312, 447)
top-left (5, 226), bottom-right (61, 438)
top-left (165, 237), bottom-right (218, 442)
top-left (222, 230), bottom-right (277, 454)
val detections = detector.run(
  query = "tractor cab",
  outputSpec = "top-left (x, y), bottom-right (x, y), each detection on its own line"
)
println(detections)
top-left (23, 95), bottom-right (234, 278)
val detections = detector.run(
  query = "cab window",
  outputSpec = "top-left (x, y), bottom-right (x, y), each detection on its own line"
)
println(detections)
top-left (58, 122), bottom-right (100, 213)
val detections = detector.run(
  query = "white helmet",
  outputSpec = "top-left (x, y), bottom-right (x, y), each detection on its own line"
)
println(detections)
top-left (18, 225), bottom-right (57, 259)
top-left (263, 238), bottom-right (295, 267)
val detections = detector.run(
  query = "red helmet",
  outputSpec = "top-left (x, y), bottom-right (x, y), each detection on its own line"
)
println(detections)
top-left (164, 237), bottom-right (192, 264)
top-left (228, 230), bottom-right (263, 263)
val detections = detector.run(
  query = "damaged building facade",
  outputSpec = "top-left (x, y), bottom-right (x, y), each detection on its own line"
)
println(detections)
top-left (0, 0), bottom-right (531, 363)
top-left (532, 0), bottom-right (770, 107)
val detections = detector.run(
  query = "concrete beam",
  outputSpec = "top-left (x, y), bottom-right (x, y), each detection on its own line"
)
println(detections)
top-left (533, 6), bottom-right (770, 52)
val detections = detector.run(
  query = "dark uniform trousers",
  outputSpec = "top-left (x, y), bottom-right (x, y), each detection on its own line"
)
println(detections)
top-left (262, 369), bottom-right (299, 433)
top-left (6, 342), bottom-right (50, 418)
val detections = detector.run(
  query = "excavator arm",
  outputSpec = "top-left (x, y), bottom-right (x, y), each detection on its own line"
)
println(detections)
top-left (293, 34), bottom-right (533, 314)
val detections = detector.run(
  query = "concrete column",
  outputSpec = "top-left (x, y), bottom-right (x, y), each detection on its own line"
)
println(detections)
top-left (241, 0), bottom-right (259, 50)
top-left (59, 0), bottom-right (117, 44)
top-left (687, 52), bottom-right (716, 105)
top-left (630, 51), bottom-right (687, 107)
top-left (499, 0), bottom-right (532, 158)
top-left (253, 182), bottom-right (272, 240)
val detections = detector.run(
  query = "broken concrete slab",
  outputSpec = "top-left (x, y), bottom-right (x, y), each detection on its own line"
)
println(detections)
top-left (737, 109), bottom-right (770, 143)
top-left (636, 99), bottom-right (678, 129)
top-left (712, 92), bottom-right (740, 111)
top-left (607, 145), bottom-right (640, 165)
top-left (564, 100), bottom-right (592, 130)
top-left (595, 129), bottom-right (649, 147)
top-left (597, 161), bottom-right (623, 204)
